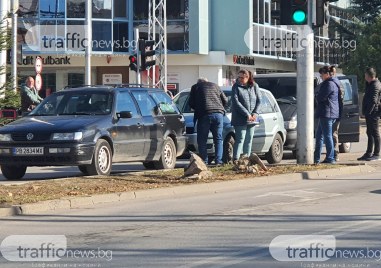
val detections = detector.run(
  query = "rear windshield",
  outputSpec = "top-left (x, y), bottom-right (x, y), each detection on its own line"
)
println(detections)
top-left (255, 77), bottom-right (320, 100)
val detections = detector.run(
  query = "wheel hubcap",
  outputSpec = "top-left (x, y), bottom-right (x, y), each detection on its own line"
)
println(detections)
top-left (164, 143), bottom-right (174, 167)
top-left (98, 146), bottom-right (110, 172)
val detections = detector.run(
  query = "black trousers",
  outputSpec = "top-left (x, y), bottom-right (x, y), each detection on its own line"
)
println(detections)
top-left (365, 115), bottom-right (380, 156)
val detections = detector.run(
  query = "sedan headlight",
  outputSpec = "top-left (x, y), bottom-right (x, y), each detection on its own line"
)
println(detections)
top-left (52, 132), bottom-right (83, 141)
top-left (0, 134), bottom-right (11, 142)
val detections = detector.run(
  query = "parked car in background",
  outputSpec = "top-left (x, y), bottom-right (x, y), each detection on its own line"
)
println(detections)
top-left (0, 85), bottom-right (187, 180)
top-left (254, 73), bottom-right (360, 156)
top-left (173, 86), bottom-right (287, 164)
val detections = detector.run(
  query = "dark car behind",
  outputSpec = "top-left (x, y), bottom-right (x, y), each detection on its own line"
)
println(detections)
top-left (254, 73), bottom-right (360, 155)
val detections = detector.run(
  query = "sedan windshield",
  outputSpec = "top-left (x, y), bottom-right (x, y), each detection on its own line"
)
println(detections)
top-left (30, 92), bottom-right (113, 116)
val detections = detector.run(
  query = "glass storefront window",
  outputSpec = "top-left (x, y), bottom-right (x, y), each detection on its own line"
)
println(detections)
top-left (114, 0), bottom-right (128, 18)
top-left (92, 21), bottom-right (112, 51)
top-left (40, 0), bottom-right (65, 18)
top-left (113, 22), bottom-right (129, 52)
top-left (167, 0), bottom-right (188, 19)
top-left (134, 0), bottom-right (149, 20)
top-left (18, 19), bottom-right (38, 51)
top-left (39, 20), bottom-right (65, 52)
top-left (18, 0), bottom-right (39, 18)
top-left (133, 22), bottom-right (148, 40)
top-left (68, 73), bottom-right (85, 88)
top-left (167, 21), bottom-right (189, 52)
top-left (67, 0), bottom-right (85, 18)
top-left (93, 0), bottom-right (112, 19)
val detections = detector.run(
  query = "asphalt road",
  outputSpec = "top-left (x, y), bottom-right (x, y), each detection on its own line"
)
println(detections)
top-left (0, 168), bottom-right (380, 267)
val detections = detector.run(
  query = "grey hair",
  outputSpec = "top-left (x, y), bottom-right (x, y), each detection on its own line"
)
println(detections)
top-left (197, 77), bottom-right (208, 83)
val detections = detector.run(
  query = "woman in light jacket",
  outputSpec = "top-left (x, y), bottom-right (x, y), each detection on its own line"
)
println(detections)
top-left (231, 69), bottom-right (261, 161)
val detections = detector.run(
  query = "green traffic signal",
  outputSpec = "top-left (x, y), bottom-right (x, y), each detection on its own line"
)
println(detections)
top-left (292, 10), bottom-right (307, 24)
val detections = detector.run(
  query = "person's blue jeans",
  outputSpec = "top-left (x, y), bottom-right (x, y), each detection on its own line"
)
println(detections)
top-left (197, 113), bottom-right (224, 164)
top-left (233, 124), bottom-right (256, 160)
top-left (314, 117), bottom-right (336, 163)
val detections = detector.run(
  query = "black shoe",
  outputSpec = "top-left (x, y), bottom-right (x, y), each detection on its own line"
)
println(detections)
top-left (322, 159), bottom-right (336, 164)
top-left (366, 155), bottom-right (380, 161)
top-left (357, 154), bottom-right (372, 161)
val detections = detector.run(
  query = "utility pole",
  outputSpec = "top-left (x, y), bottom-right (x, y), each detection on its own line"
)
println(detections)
top-left (85, 0), bottom-right (92, 85)
top-left (11, 0), bottom-right (18, 91)
top-left (0, 0), bottom-right (8, 92)
top-left (296, 0), bottom-right (314, 164)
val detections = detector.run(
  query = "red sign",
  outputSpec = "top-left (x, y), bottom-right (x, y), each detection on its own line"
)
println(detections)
top-left (35, 74), bottom-right (42, 91)
top-left (167, 83), bottom-right (177, 90)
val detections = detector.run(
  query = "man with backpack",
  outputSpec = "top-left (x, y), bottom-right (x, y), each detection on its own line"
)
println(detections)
top-left (358, 67), bottom-right (381, 161)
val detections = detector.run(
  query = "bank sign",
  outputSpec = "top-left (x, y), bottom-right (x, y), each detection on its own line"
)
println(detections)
top-left (233, 55), bottom-right (255, 66)
top-left (20, 56), bottom-right (71, 66)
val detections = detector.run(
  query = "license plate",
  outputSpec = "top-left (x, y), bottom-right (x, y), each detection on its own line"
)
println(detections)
top-left (13, 147), bottom-right (44, 155)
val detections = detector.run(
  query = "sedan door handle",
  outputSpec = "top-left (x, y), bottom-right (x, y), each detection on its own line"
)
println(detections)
top-left (346, 112), bottom-right (359, 117)
top-left (273, 117), bottom-right (278, 121)
top-left (137, 123), bottom-right (142, 128)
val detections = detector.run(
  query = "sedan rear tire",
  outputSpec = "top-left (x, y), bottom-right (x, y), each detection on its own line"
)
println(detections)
top-left (86, 139), bottom-right (112, 176)
top-left (154, 138), bottom-right (176, 169)
top-left (1, 165), bottom-right (27, 180)
top-left (265, 133), bottom-right (283, 164)
top-left (339, 142), bottom-right (351, 153)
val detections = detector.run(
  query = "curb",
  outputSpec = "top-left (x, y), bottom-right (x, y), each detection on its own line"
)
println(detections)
top-left (1, 164), bottom-right (377, 216)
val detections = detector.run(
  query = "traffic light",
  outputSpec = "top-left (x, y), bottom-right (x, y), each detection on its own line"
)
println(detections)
top-left (139, 39), bottom-right (156, 70)
top-left (129, 55), bottom-right (138, 72)
top-left (314, 0), bottom-right (330, 27)
top-left (280, 0), bottom-right (308, 25)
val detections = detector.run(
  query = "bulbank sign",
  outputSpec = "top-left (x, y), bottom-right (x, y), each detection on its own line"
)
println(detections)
top-left (20, 56), bottom-right (71, 66)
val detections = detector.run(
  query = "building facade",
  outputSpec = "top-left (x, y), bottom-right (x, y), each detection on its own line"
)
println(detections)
top-left (13, 0), bottom-right (354, 94)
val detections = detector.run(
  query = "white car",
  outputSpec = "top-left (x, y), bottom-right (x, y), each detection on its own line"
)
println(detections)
top-left (174, 86), bottom-right (287, 164)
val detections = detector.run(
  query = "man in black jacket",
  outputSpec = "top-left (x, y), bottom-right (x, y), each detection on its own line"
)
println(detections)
top-left (358, 67), bottom-right (381, 161)
top-left (189, 78), bottom-right (228, 165)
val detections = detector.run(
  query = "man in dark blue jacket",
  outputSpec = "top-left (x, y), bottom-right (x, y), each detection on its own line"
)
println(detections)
top-left (189, 78), bottom-right (228, 165)
top-left (314, 66), bottom-right (340, 164)
top-left (358, 67), bottom-right (381, 161)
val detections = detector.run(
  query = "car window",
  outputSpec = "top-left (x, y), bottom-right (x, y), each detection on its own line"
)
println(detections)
top-left (255, 78), bottom-right (296, 99)
top-left (173, 91), bottom-right (191, 113)
top-left (31, 92), bottom-right (112, 115)
top-left (151, 92), bottom-right (180, 114)
top-left (257, 92), bottom-right (275, 114)
top-left (132, 91), bottom-right (157, 117)
top-left (116, 92), bottom-right (139, 117)
top-left (30, 94), bottom-right (64, 116)
top-left (339, 78), bottom-right (353, 105)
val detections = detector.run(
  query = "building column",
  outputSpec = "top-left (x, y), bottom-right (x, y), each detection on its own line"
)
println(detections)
top-left (198, 66), bottom-right (223, 86)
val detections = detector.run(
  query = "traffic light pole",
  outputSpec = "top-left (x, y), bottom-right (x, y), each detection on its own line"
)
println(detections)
top-left (134, 28), bottom-right (141, 84)
top-left (296, 0), bottom-right (315, 164)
